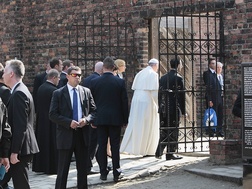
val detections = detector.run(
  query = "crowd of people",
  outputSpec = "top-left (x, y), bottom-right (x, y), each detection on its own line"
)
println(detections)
top-left (0, 56), bottom-right (241, 189)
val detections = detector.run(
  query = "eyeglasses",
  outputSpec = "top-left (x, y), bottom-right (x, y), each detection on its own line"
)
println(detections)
top-left (69, 73), bottom-right (82, 77)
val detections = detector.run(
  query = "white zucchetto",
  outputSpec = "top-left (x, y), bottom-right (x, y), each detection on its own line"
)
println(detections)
top-left (148, 58), bottom-right (159, 64)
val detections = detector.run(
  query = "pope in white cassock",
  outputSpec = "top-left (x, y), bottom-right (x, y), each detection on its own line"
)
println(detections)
top-left (120, 58), bottom-right (160, 156)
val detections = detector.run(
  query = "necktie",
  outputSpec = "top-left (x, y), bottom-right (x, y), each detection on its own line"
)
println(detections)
top-left (72, 88), bottom-right (78, 121)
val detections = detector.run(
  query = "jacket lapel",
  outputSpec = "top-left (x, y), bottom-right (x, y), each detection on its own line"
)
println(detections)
top-left (78, 86), bottom-right (85, 106)
top-left (63, 86), bottom-right (72, 110)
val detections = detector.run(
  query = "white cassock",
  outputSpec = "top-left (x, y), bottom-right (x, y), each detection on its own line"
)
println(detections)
top-left (120, 66), bottom-right (160, 156)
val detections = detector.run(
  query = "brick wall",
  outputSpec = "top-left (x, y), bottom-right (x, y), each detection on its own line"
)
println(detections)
top-left (210, 140), bottom-right (242, 164)
top-left (0, 0), bottom-right (244, 144)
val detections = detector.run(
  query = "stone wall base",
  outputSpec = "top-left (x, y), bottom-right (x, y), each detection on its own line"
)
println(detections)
top-left (209, 139), bottom-right (242, 165)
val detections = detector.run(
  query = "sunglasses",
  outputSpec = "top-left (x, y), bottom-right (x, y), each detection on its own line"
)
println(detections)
top-left (69, 73), bottom-right (82, 77)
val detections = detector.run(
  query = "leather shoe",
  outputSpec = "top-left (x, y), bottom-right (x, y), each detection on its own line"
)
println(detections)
top-left (114, 171), bottom-right (124, 182)
top-left (100, 174), bottom-right (107, 181)
top-left (166, 154), bottom-right (183, 160)
top-left (100, 170), bottom-right (109, 181)
top-left (87, 169), bottom-right (99, 175)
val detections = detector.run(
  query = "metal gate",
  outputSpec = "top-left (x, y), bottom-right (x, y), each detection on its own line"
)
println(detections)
top-left (158, 2), bottom-right (225, 153)
top-left (68, 11), bottom-right (136, 92)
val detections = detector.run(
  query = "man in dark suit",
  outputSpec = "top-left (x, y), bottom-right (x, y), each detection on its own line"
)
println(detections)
top-left (80, 61), bottom-right (103, 174)
top-left (32, 69), bottom-right (60, 174)
top-left (32, 63), bottom-right (50, 111)
top-left (49, 66), bottom-right (96, 189)
top-left (203, 58), bottom-right (223, 137)
top-left (0, 63), bottom-right (11, 106)
top-left (80, 61), bottom-right (103, 87)
top-left (0, 97), bottom-right (12, 179)
top-left (155, 57), bottom-right (185, 161)
top-left (58, 59), bottom-right (74, 88)
top-left (90, 56), bottom-right (129, 182)
top-left (1, 59), bottom-right (39, 189)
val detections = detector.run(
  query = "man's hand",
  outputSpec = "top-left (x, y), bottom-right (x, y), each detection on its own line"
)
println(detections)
top-left (91, 124), bottom-right (97, 129)
top-left (10, 153), bottom-right (20, 165)
top-left (78, 118), bottom-right (88, 127)
top-left (70, 120), bottom-right (80, 129)
top-left (1, 158), bottom-right (10, 172)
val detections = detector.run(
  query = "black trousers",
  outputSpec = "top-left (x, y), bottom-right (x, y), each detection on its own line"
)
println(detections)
top-left (96, 125), bottom-right (121, 177)
top-left (0, 154), bottom-right (33, 189)
top-left (55, 130), bottom-right (88, 189)
top-left (156, 113), bottom-right (179, 157)
top-left (87, 125), bottom-right (98, 171)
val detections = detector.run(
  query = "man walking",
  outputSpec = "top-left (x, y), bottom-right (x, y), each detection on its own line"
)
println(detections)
top-left (155, 57), bottom-right (185, 160)
top-left (90, 56), bottom-right (129, 182)
top-left (1, 59), bottom-right (39, 189)
top-left (80, 61), bottom-right (103, 175)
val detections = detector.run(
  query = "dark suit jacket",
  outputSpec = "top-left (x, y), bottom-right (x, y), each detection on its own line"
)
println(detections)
top-left (0, 83), bottom-right (11, 106)
top-left (0, 98), bottom-right (11, 158)
top-left (7, 82), bottom-right (39, 155)
top-left (90, 72), bottom-right (129, 126)
top-left (58, 72), bottom-right (68, 88)
top-left (80, 72), bottom-right (100, 88)
top-left (203, 69), bottom-right (222, 107)
top-left (49, 85), bottom-right (96, 149)
top-left (159, 69), bottom-right (185, 117)
top-left (33, 72), bottom-right (47, 111)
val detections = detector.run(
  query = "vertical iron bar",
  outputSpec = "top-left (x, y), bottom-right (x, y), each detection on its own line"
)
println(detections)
top-left (182, 0), bottom-right (187, 153)
top-left (198, 1), bottom-right (204, 151)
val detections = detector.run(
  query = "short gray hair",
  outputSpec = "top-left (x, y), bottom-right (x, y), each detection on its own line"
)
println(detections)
top-left (5, 59), bottom-right (25, 78)
top-left (217, 62), bottom-right (223, 67)
top-left (47, 69), bottom-right (59, 79)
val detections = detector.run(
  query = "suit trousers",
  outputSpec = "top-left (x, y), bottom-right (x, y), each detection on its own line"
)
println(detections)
top-left (0, 154), bottom-right (33, 189)
top-left (156, 113), bottom-right (179, 156)
top-left (96, 125), bottom-right (121, 177)
top-left (87, 126), bottom-right (98, 171)
top-left (55, 129), bottom-right (88, 189)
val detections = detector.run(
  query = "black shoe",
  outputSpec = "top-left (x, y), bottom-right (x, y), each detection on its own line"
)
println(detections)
top-left (113, 170), bottom-right (124, 182)
top-left (155, 155), bottom-right (162, 159)
top-left (100, 174), bottom-right (107, 181)
top-left (114, 174), bottom-right (123, 182)
top-left (166, 154), bottom-right (183, 160)
top-left (87, 169), bottom-right (99, 175)
top-left (100, 170), bottom-right (109, 181)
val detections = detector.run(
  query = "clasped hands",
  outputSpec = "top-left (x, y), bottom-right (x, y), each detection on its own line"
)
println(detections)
top-left (70, 118), bottom-right (88, 129)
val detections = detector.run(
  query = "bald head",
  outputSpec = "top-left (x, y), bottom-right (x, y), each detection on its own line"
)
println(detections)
top-left (94, 61), bottom-right (103, 75)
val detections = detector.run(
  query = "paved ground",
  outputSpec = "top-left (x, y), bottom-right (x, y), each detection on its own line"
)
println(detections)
top-left (8, 152), bottom-right (243, 188)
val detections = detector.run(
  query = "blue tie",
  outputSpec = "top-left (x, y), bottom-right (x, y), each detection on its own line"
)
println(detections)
top-left (73, 88), bottom-right (78, 121)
